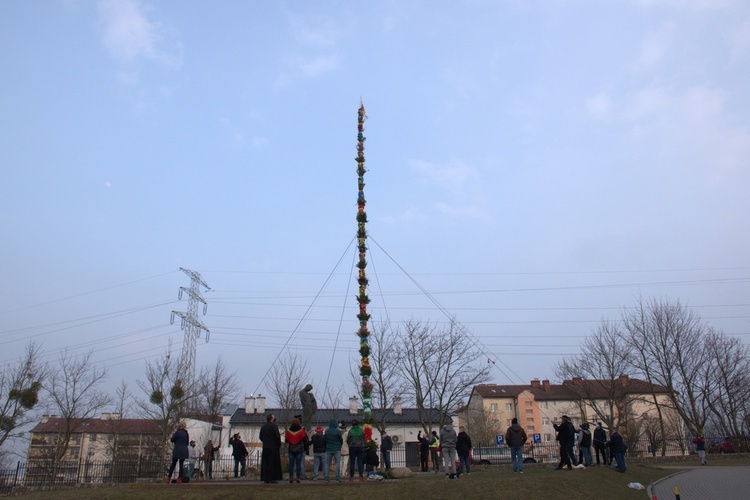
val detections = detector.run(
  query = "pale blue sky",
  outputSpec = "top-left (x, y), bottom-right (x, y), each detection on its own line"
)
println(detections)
top-left (1, 0), bottom-right (749, 415)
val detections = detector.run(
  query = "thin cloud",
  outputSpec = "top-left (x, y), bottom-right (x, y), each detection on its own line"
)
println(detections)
top-left (97, 0), bottom-right (183, 74)
top-left (407, 159), bottom-right (489, 221)
top-left (410, 158), bottom-right (477, 195)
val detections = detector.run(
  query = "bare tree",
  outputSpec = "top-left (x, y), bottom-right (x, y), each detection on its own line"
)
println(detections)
top-left (192, 356), bottom-right (241, 423)
top-left (45, 349), bottom-right (110, 465)
top-left (465, 407), bottom-right (503, 446)
top-left (348, 321), bottom-right (407, 433)
top-left (136, 346), bottom-right (189, 458)
top-left (319, 384), bottom-right (347, 409)
top-left (399, 319), bottom-right (491, 430)
top-left (555, 321), bottom-right (633, 430)
top-left (102, 381), bottom-right (138, 462)
top-left (702, 329), bottom-right (750, 439)
top-left (265, 351), bottom-right (311, 425)
top-left (0, 342), bottom-right (47, 450)
top-left (623, 297), bottom-right (709, 436)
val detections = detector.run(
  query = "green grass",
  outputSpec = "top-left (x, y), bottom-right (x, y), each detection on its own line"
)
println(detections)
top-left (10, 458), bottom-right (750, 499)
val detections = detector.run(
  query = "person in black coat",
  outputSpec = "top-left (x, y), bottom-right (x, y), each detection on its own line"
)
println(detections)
top-left (607, 429), bottom-right (627, 473)
top-left (229, 433), bottom-right (248, 478)
top-left (553, 415), bottom-right (577, 469)
top-left (380, 432), bottom-right (393, 472)
top-left (593, 422), bottom-right (608, 465)
top-left (166, 421), bottom-right (189, 483)
top-left (417, 430), bottom-right (430, 472)
top-left (365, 442), bottom-right (380, 476)
top-left (456, 426), bottom-right (473, 475)
top-left (259, 413), bottom-right (282, 483)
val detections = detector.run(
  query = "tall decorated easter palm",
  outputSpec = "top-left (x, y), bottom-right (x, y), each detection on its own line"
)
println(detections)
top-left (355, 102), bottom-right (374, 444)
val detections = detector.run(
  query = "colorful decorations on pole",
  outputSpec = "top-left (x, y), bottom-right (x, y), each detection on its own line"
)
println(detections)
top-left (355, 102), bottom-right (374, 443)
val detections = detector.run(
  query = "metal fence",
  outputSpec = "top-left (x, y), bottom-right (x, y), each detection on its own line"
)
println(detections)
top-left (1, 436), bottom-right (746, 492)
top-left (0, 453), bottom-right (264, 494)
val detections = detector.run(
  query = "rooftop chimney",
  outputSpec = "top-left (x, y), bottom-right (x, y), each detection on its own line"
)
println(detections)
top-left (393, 396), bottom-right (402, 415)
top-left (530, 379), bottom-right (541, 389)
top-left (618, 374), bottom-right (629, 387)
top-left (245, 396), bottom-right (256, 414)
top-left (542, 379), bottom-right (551, 392)
top-left (256, 395), bottom-right (266, 414)
top-left (349, 396), bottom-right (359, 415)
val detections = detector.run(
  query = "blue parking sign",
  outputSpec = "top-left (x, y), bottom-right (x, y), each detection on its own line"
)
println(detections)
top-left (533, 433), bottom-right (542, 444)
top-left (495, 434), bottom-right (505, 447)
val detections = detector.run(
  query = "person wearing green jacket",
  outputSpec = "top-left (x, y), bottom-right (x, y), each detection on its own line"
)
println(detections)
top-left (347, 420), bottom-right (366, 482)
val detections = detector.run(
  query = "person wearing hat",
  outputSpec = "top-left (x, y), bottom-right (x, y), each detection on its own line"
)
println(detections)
top-left (311, 425), bottom-right (327, 480)
top-left (593, 422), bottom-right (608, 466)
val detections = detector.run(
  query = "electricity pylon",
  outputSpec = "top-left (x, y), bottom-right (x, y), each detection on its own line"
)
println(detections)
top-left (170, 267), bottom-right (211, 388)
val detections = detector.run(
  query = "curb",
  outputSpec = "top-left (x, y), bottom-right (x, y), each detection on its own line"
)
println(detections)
top-left (647, 469), bottom-right (687, 499)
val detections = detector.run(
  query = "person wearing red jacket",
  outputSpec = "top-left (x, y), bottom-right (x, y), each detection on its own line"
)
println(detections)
top-left (285, 418), bottom-right (310, 483)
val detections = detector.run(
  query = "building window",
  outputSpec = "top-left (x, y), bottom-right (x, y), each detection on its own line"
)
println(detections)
top-left (90, 434), bottom-right (97, 442)
top-left (490, 403), bottom-right (498, 412)
top-left (543, 418), bottom-right (550, 426)
top-left (492, 419), bottom-right (500, 427)
top-left (505, 403), bottom-right (513, 411)
top-left (506, 419), bottom-right (513, 427)
top-left (525, 401), bottom-right (532, 407)
top-left (527, 426), bottom-right (535, 432)
top-left (525, 409), bottom-right (533, 414)
top-left (526, 418), bottom-right (534, 423)
top-left (544, 433), bottom-right (552, 442)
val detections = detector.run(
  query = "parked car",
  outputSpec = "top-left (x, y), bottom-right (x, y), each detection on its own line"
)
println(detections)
top-left (708, 438), bottom-right (735, 454)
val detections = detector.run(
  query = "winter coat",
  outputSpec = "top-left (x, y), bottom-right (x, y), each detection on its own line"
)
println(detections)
top-left (554, 421), bottom-right (575, 445)
top-left (347, 424), bottom-right (366, 450)
top-left (285, 423), bottom-right (309, 455)
top-left (456, 431), bottom-right (472, 455)
top-left (692, 437), bottom-right (706, 451)
top-left (259, 422), bottom-right (281, 450)
top-left (578, 426), bottom-right (592, 448)
top-left (381, 435), bottom-right (393, 452)
top-left (607, 432), bottom-right (627, 453)
top-left (311, 432), bottom-right (327, 453)
top-left (229, 436), bottom-right (249, 457)
top-left (505, 424), bottom-right (528, 448)
top-left (593, 427), bottom-right (607, 447)
top-left (170, 428), bottom-right (189, 460)
top-left (204, 442), bottom-right (219, 462)
top-left (365, 447), bottom-right (380, 468)
top-left (418, 433), bottom-right (430, 452)
top-left (324, 419), bottom-right (343, 452)
top-left (188, 444), bottom-right (197, 464)
top-left (440, 424), bottom-right (458, 450)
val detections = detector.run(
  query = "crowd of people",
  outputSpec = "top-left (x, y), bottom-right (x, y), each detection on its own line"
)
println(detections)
top-left (166, 413), bottom-right (646, 484)
top-left (552, 416), bottom-right (628, 473)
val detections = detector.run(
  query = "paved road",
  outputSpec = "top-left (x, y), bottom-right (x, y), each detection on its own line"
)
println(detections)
top-left (650, 466), bottom-right (750, 500)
